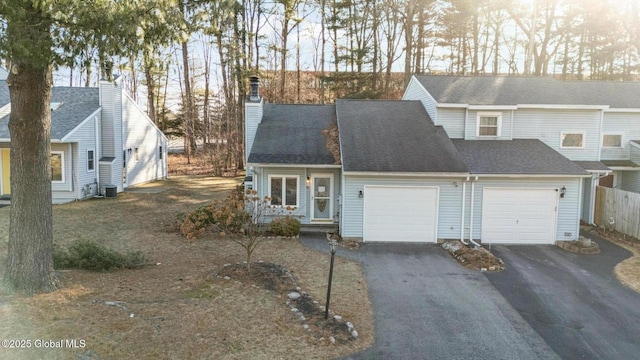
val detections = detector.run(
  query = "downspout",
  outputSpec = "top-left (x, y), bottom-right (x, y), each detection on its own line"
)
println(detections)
top-left (468, 176), bottom-right (481, 247)
top-left (460, 176), bottom-right (470, 245)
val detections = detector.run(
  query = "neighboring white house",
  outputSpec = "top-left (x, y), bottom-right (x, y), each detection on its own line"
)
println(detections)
top-left (0, 73), bottom-right (168, 203)
top-left (244, 75), bottom-right (640, 245)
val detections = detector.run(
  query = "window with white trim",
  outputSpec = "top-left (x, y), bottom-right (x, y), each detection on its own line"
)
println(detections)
top-left (561, 132), bottom-right (585, 148)
top-left (268, 175), bottom-right (299, 207)
top-left (602, 134), bottom-right (623, 148)
top-left (50, 151), bottom-right (64, 182)
top-left (477, 112), bottom-right (502, 137)
top-left (87, 149), bottom-right (95, 171)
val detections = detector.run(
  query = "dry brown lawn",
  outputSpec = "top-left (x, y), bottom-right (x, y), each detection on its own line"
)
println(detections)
top-left (0, 175), bottom-right (373, 360)
top-left (589, 227), bottom-right (640, 294)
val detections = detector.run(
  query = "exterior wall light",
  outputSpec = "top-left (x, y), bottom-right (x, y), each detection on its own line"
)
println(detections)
top-left (560, 186), bottom-right (567, 198)
top-left (358, 190), bottom-right (363, 198)
top-left (306, 176), bottom-right (310, 187)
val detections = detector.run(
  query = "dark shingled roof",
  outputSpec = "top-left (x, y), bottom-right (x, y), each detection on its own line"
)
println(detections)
top-left (574, 161), bottom-right (610, 172)
top-left (453, 139), bottom-right (589, 175)
top-left (415, 75), bottom-right (640, 108)
top-left (336, 99), bottom-right (469, 173)
top-left (601, 160), bottom-right (640, 168)
top-left (248, 104), bottom-right (337, 164)
top-left (0, 81), bottom-right (100, 140)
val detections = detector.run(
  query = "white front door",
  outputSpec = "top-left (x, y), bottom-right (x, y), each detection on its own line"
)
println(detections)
top-left (311, 174), bottom-right (333, 222)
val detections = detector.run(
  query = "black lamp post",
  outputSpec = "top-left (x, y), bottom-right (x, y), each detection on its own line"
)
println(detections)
top-left (325, 238), bottom-right (337, 319)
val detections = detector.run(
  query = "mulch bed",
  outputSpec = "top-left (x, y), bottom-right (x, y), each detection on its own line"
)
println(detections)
top-left (214, 262), bottom-right (357, 344)
top-left (442, 241), bottom-right (505, 271)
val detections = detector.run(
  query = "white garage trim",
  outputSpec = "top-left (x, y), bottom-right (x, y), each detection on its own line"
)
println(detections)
top-left (363, 185), bottom-right (439, 243)
top-left (481, 187), bottom-right (558, 244)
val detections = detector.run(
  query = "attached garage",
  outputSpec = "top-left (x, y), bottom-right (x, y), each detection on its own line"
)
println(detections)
top-left (481, 188), bottom-right (558, 244)
top-left (363, 186), bottom-right (439, 242)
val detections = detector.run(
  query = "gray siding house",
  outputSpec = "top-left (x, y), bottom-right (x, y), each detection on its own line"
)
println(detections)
top-left (245, 75), bottom-right (640, 244)
top-left (0, 74), bottom-right (168, 203)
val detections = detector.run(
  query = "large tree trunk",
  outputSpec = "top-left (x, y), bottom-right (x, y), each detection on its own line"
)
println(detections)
top-left (4, 64), bottom-right (58, 294)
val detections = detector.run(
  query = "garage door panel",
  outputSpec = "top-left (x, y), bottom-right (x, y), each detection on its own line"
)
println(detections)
top-left (364, 186), bottom-right (438, 243)
top-left (482, 188), bottom-right (557, 244)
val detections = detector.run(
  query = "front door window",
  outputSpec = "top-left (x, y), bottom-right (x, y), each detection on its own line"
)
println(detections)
top-left (312, 175), bottom-right (332, 221)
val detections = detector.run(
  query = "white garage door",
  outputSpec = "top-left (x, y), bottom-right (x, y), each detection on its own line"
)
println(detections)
top-left (481, 188), bottom-right (557, 244)
top-left (364, 186), bottom-right (438, 242)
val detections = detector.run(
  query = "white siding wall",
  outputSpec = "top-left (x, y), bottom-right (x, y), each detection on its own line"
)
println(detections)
top-left (438, 108), bottom-right (466, 138)
top-left (99, 81), bottom-right (116, 158)
top-left (511, 109), bottom-right (601, 161)
top-left (601, 112), bottom-right (640, 160)
top-left (245, 100), bottom-right (263, 164)
top-left (402, 77), bottom-right (438, 121)
top-left (464, 110), bottom-right (514, 140)
top-left (122, 94), bottom-right (168, 187)
top-left (620, 146), bottom-right (640, 192)
top-left (65, 115), bottom-right (101, 199)
top-left (342, 175), bottom-right (465, 240)
top-left (50, 143), bottom-right (74, 202)
top-left (255, 167), bottom-right (341, 224)
top-left (581, 176), bottom-right (594, 223)
top-left (466, 178), bottom-right (581, 241)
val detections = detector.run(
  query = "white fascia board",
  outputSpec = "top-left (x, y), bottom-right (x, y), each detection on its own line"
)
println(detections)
top-left (604, 108), bottom-right (640, 113)
top-left (0, 138), bottom-right (9, 142)
top-left (472, 173), bottom-right (592, 178)
top-left (61, 108), bottom-right (102, 142)
top-left (517, 104), bottom-right (609, 110)
top-left (468, 105), bottom-right (518, 110)
top-left (250, 163), bottom-right (341, 168)
top-left (606, 166), bottom-right (640, 171)
top-left (437, 103), bottom-right (469, 108)
top-left (343, 171), bottom-right (470, 177)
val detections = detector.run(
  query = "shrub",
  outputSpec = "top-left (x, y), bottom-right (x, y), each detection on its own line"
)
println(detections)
top-left (179, 205), bottom-right (216, 239)
top-left (269, 216), bottom-right (301, 237)
top-left (53, 240), bottom-right (147, 271)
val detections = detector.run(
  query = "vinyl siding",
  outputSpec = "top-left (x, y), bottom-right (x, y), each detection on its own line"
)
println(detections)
top-left (438, 108), bottom-right (465, 138)
top-left (620, 171), bottom-right (640, 193)
top-left (245, 100), bottom-right (263, 164)
top-left (122, 94), bottom-right (167, 187)
top-left (99, 81), bottom-right (116, 158)
top-left (254, 167), bottom-right (340, 224)
top-left (51, 143), bottom-right (73, 194)
top-left (581, 176), bottom-right (594, 223)
top-left (465, 110), bottom-right (513, 140)
top-left (402, 77), bottom-right (438, 121)
top-left (341, 175), bottom-right (465, 240)
top-left (466, 178), bottom-right (581, 242)
top-left (601, 112), bottom-right (640, 160)
top-left (512, 109), bottom-right (601, 161)
top-left (65, 115), bottom-right (100, 198)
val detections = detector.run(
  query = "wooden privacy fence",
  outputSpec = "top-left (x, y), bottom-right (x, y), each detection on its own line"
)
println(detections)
top-left (595, 186), bottom-right (640, 239)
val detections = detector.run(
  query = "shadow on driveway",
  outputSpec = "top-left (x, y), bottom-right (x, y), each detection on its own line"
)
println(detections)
top-left (301, 233), bottom-right (558, 360)
top-left (485, 232), bottom-right (640, 360)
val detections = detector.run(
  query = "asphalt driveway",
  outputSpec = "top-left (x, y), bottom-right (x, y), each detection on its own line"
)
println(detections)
top-left (301, 233), bottom-right (558, 360)
top-left (485, 232), bottom-right (640, 359)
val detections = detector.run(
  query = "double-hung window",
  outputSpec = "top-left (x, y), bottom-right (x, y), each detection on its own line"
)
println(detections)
top-left (477, 113), bottom-right (502, 137)
top-left (268, 175), bottom-right (299, 207)
top-left (87, 149), bottom-right (95, 171)
top-left (50, 152), bottom-right (64, 182)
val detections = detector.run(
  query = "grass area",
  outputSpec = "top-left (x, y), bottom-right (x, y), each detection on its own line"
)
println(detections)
top-left (0, 175), bottom-right (373, 359)
top-left (588, 227), bottom-right (640, 294)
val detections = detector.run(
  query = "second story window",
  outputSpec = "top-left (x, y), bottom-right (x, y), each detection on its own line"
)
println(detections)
top-left (603, 134), bottom-right (623, 148)
top-left (561, 132), bottom-right (585, 148)
top-left (477, 113), bottom-right (502, 137)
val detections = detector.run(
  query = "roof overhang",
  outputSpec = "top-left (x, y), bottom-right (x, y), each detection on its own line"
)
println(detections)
top-left (248, 163), bottom-right (341, 169)
top-left (516, 104), bottom-right (609, 110)
top-left (469, 173), bottom-right (591, 178)
top-left (604, 108), bottom-right (640, 113)
top-left (343, 171), bottom-right (470, 177)
top-left (468, 105), bottom-right (518, 111)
